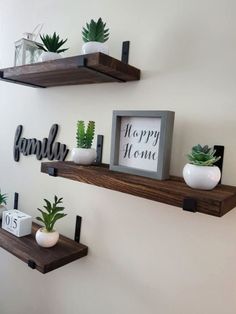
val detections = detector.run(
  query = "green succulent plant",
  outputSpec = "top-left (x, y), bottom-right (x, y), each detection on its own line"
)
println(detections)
top-left (36, 196), bottom-right (67, 232)
top-left (37, 32), bottom-right (68, 53)
top-left (82, 18), bottom-right (109, 43)
top-left (0, 190), bottom-right (7, 206)
top-left (76, 120), bottom-right (95, 149)
top-left (187, 144), bottom-right (221, 166)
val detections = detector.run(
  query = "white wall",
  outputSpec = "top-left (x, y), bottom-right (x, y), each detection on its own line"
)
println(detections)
top-left (0, 0), bottom-right (236, 313)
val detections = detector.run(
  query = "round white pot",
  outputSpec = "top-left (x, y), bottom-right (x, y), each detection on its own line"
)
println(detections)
top-left (71, 148), bottom-right (97, 165)
top-left (82, 42), bottom-right (109, 55)
top-left (0, 205), bottom-right (6, 218)
top-left (40, 52), bottom-right (62, 62)
top-left (183, 163), bottom-right (221, 190)
top-left (35, 228), bottom-right (59, 248)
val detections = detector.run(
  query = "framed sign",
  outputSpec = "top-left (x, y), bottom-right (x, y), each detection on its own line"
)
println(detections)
top-left (110, 110), bottom-right (175, 180)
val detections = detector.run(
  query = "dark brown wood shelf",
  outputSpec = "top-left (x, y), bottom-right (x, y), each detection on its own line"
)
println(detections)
top-left (0, 221), bottom-right (88, 273)
top-left (0, 53), bottom-right (140, 88)
top-left (41, 161), bottom-right (236, 217)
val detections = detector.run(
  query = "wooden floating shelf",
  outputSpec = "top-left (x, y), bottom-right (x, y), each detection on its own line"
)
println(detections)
top-left (0, 221), bottom-right (88, 273)
top-left (41, 162), bottom-right (236, 217)
top-left (0, 53), bottom-right (140, 88)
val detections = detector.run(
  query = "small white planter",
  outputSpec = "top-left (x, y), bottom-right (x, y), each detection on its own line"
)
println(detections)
top-left (82, 42), bottom-right (109, 55)
top-left (35, 227), bottom-right (59, 248)
top-left (183, 163), bottom-right (221, 190)
top-left (0, 205), bottom-right (6, 218)
top-left (40, 52), bottom-right (62, 62)
top-left (71, 148), bottom-right (97, 165)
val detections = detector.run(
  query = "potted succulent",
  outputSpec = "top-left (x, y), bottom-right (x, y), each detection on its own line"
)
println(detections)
top-left (82, 18), bottom-right (109, 54)
top-left (35, 196), bottom-right (67, 248)
top-left (183, 144), bottom-right (221, 190)
top-left (0, 190), bottom-right (7, 218)
top-left (37, 32), bottom-right (68, 62)
top-left (71, 120), bottom-right (96, 165)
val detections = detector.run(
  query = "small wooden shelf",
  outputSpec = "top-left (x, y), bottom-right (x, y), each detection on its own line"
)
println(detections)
top-left (0, 222), bottom-right (88, 273)
top-left (0, 53), bottom-right (140, 88)
top-left (41, 162), bottom-right (236, 217)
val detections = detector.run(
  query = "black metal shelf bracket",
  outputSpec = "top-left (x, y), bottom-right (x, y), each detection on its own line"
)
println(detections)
top-left (74, 215), bottom-right (82, 243)
top-left (214, 145), bottom-right (224, 184)
top-left (47, 167), bottom-right (57, 177)
top-left (121, 41), bottom-right (130, 64)
top-left (77, 56), bottom-right (87, 67)
top-left (76, 55), bottom-right (126, 82)
top-left (183, 198), bottom-right (197, 213)
top-left (0, 71), bottom-right (45, 88)
top-left (14, 192), bottom-right (19, 210)
top-left (28, 260), bottom-right (36, 269)
top-left (94, 134), bottom-right (104, 165)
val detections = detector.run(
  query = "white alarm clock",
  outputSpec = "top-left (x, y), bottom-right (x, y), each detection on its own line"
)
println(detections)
top-left (2, 210), bottom-right (32, 237)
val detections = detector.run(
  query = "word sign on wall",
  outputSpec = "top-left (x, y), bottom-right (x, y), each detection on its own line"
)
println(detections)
top-left (110, 111), bottom-right (175, 180)
top-left (119, 117), bottom-right (161, 171)
top-left (14, 124), bottom-right (69, 161)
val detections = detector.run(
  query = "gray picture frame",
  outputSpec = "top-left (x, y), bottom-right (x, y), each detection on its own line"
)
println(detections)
top-left (109, 110), bottom-right (175, 180)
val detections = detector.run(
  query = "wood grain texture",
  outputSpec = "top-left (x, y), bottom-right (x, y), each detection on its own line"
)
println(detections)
top-left (0, 222), bottom-right (88, 273)
top-left (41, 161), bottom-right (236, 217)
top-left (0, 53), bottom-right (140, 88)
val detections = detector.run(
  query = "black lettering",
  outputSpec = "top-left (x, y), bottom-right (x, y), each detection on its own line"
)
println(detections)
top-left (123, 123), bottom-right (132, 138)
top-left (153, 132), bottom-right (160, 146)
top-left (13, 125), bottom-right (23, 161)
top-left (13, 124), bottom-right (69, 162)
top-left (47, 124), bottom-right (58, 160)
top-left (26, 138), bottom-right (37, 155)
top-left (19, 138), bottom-right (28, 155)
top-left (41, 138), bottom-right (48, 158)
top-left (58, 144), bottom-right (69, 161)
top-left (123, 143), bottom-right (132, 159)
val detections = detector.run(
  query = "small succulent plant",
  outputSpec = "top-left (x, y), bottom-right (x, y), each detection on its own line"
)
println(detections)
top-left (187, 144), bottom-right (221, 166)
top-left (76, 120), bottom-right (95, 149)
top-left (82, 18), bottom-right (109, 43)
top-left (36, 196), bottom-right (67, 232)
top-left (0, 190), bottom-right (7, 206)
top-left (37, 32), bottom-right (68, 53)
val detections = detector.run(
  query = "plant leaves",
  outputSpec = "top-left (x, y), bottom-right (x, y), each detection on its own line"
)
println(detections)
top-left (82, 18), bottom-right (109, 43)
top-left (36, 196), bottom-right (66, 231)
top-left (39, 32), bottom-right (68, 53)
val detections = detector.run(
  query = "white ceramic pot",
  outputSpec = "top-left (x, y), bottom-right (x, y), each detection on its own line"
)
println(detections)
top-left (40, 52), bottom-right (62, 62)
top-left (82, 42), bottom-right (109, 55)
top-left (35, 227), bottom-right (59, 248)
top-left (183, 163), bottom-right (221, 190)
top-left (71, 148), bottom-right (97, 165)
top-left (0, 205), bottom-right (6, 218)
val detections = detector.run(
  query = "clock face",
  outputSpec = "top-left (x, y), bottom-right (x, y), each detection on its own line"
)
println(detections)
top-left (2, 210), bottom-right (32, 237)
top-left (2, 211), bottom-right (19, 233)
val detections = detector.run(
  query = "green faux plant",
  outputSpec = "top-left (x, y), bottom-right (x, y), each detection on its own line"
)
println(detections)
top-left (37, 32), bottom-right (68, 53)
top-left (82, 18), bottom-right (109, 43)
top-left (76, 120), bottom-right (95, 149)
top-left (36, 196), bottom-right (67, 232)
top-left (187, 144), bottom-right (221, 166)
top-left (0, 190), bottom-right (7, 206)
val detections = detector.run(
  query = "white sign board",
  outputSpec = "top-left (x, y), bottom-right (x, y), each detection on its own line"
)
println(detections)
top-left (110, 111), bottom-right (175, 180)
top-left (118, 117), bottom-right (161, 171)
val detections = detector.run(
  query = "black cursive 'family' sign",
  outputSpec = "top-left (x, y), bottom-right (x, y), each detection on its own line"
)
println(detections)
top-left (14, 124), bottom-right (69, 162)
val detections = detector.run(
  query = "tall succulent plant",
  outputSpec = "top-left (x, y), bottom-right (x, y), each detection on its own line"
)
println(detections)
top-left (187, 144), bottom-right (220, 166)
top-left (76, 121), bottom-right (95, 149)
top-left (82, 18), bottom-right (109, 43)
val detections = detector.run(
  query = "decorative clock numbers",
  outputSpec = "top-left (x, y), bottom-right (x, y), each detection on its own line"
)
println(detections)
top-left (2, 210), bottom-right (32, 237)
